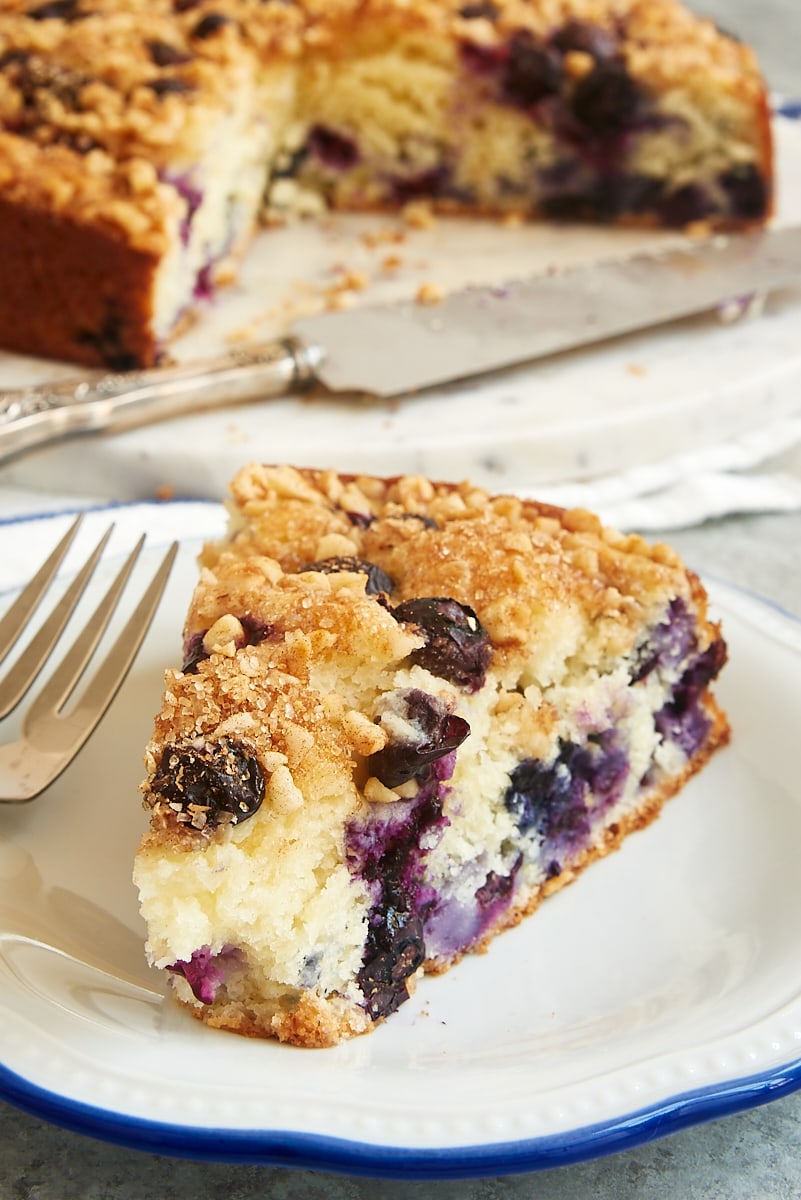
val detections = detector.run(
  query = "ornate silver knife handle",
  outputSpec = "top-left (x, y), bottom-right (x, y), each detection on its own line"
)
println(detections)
top-left (0, 337), bottom-right (324, 461)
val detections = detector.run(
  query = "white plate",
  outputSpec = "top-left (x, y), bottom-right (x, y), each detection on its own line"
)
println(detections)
top-left (1, 117), bottom-right (801, 503)
top-left (1, 507), bottom-right (801, 1180)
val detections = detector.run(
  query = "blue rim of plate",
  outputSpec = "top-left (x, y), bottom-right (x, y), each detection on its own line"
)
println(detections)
top-left (2, 1054), bottom-right (801, 1178)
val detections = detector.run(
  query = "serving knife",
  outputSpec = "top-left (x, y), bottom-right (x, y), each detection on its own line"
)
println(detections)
top-left (1, 224), bottom-right (800, 461)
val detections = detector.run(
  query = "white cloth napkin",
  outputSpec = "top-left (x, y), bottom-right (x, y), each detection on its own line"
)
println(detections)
top-left (3, 412), bottom-right (801, 597)
top-left (2, 411), bottom-right (801, 600)
top-left (527, 416), bottom-right (801, 530)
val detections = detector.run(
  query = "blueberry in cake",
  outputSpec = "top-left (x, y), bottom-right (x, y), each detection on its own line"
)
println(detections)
top-left (133, 465), bottom-right (730, 1046)
top-left (0, 0), bottom-right (773, 368)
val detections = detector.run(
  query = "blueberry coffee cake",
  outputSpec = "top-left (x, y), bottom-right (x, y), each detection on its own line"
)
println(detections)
top-left (0, 0), bottom-right (773, 368)
top-left (133, 465), bottom-right (730, 1046)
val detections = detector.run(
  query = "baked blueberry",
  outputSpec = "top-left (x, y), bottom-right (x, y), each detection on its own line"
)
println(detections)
top-left (458, 2), bottom-right (499, 19)
top-left (720, 163), bottom-right (768, 219)
top-left (392, 597), bottom-right (491, 691)
top-left (151, 738), bottom-right (265, 827)
top-left (147, 40), bottom-right (193, 67)
top-left (28, 0), bottom-right (84, 20)
top-left (357, 910), bottom-right (426, 1020)
top-left (570, 61), bottom-right (641, 133)
top-left (659, 182), bottom-right (713, 226)
top-left (369, 688), bottom-right (470, 788)
top-left (300, 555), bottom-right (394, 596)
top-left (502, 31), bottom-right (562, 107)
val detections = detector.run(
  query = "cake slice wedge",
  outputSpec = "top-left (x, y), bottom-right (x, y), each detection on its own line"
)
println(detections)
top-left (133, 465), bottom-right (729, 1047)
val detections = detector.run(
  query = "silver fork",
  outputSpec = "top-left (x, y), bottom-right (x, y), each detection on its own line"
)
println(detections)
top-left (0, 516), bottom-right (177, 803)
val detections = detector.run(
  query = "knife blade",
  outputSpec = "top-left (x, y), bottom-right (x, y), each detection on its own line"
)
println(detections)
top-left (1, 224), bottom-right (799, 461)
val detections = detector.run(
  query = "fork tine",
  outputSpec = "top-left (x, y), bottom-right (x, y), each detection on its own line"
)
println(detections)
top-left (0, 516), bottom-right (83, 665)
top-left (0, 522), bottom-right (114, 721)
top-left (0, 513), bottom-right (86, 666)
top-left (23, 539), bottom-right (178, 763)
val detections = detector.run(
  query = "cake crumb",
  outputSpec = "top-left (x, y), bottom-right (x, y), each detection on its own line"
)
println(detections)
top-left (362, 226), bottom-right (406, 249)
top-left (328, 267), bottom-right (370, 292)
top-left (402, 201), bottom-right (436, 229)
top-left (416, 281), bottom-right (445, 306)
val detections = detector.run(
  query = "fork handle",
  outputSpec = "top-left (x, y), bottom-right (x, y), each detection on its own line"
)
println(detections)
top-left (0, 337), bottom-right (324, 461)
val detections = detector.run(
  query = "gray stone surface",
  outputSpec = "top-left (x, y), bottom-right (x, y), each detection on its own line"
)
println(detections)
top-left (687, 0), bottom-right (799, 98)
top-left (3, 1), bottom-right (801, 1196)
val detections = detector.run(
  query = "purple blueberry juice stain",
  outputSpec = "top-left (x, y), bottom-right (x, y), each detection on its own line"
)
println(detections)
top-left (654, 700), bottom-right (711, 758)
top-left (632, 598), bottom-right (698, 683)
top-left (422, 853), bottom-right (523, 960)
top-left (163, 170), bottom-right (203, 247)
top-left (459, 39), bottom-right (506, 76)
top-left (504, 733), bottom-right (629, 870)
top-left (193, 263), bottom-right (215, 301)
top-left (166, 945), bottom-right (243, 1004)
top-left (347, 781), bottom-right (450, 1020)
top-left (389, 165), bottom-right (456, 204)
top-left (653, 636), bottom-right (727, 757)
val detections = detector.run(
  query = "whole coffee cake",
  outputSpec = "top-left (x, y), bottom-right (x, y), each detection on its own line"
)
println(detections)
top-left (133, 465), bottom-right (730, 1046)
top-left (0, 0), bottom-right (773, 367)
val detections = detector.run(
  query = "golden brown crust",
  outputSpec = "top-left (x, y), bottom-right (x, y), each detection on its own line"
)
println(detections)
top-left (0, 190), bottom-right (161, 368)
top-left (188, 988), bottom-right (370, 1047)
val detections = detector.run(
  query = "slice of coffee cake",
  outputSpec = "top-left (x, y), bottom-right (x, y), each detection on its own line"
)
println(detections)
top-left (133, 465), bottom-right (729, 1046)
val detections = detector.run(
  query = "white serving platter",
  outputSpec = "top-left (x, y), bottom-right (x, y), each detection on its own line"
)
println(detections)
top-left (0, 120), bottom-right (800, 503)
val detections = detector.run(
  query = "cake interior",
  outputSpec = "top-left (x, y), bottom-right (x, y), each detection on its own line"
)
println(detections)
top-left (273, 16), bottom-right (770, 228)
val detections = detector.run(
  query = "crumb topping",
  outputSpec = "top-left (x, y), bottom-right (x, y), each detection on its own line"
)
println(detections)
top-left (141, 464), bottom-right (719, 845)
top-left (0, 0), bottom-right (767, 250)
